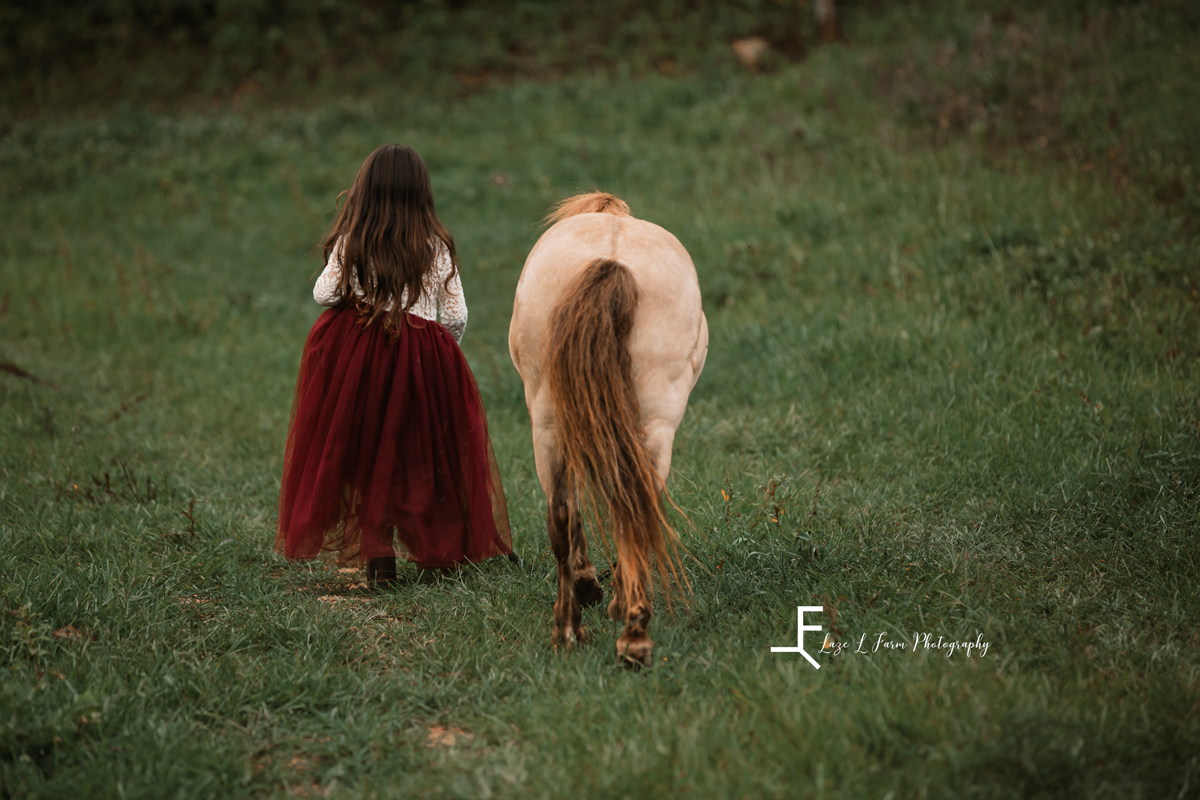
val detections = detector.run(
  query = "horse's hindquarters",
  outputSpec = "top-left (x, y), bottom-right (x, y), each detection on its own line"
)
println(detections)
top-left (509, 207), bottom-right (705, 666)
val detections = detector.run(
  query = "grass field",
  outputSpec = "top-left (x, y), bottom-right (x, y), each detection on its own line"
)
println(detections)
top-left (3, 2), bottom-right (1199, 798)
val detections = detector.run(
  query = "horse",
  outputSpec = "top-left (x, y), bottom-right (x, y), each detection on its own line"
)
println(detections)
top-left (508, 192), bottom-right (708, 666)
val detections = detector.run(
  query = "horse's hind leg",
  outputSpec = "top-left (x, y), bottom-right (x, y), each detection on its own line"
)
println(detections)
top-left (571, 528), bottom-right (603, 608)
top-left (614, 562), bottom-right (653, 667)
top-left (548, 468), bottom-right (586, 649)
top-left (611, 418), bottom-right (678, 666)
top-left (606, 565), bottom-right (625, 621)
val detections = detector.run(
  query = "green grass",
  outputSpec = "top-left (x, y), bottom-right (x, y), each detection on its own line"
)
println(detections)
top-left (3, 3), bottom-right (1200, 798)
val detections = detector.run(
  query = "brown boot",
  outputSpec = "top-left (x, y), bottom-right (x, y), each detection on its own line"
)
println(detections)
top-left (366, 557), bottom-right (397, 588)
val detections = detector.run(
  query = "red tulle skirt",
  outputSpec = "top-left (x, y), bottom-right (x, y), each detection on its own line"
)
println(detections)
top-left (276, 306), bottom-right (512, 568)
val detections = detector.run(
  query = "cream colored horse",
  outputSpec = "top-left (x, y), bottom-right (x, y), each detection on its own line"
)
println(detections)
top-left (508, 192), bottom-right (708, 665)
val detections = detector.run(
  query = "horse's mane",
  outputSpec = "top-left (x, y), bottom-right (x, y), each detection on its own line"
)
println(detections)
top-left (545, 192), bottom-right (631, 225)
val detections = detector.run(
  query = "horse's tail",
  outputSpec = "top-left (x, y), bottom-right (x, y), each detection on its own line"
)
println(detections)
top-left (545, 257), bottom-right (684, 615)
top-left (545, 191), bottom-right (632, 225)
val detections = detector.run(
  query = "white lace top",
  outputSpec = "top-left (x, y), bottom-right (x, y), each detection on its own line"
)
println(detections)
top-left (313, 238), bottom-right (468, 343)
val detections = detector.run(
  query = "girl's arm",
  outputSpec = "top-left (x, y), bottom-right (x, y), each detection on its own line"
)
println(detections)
top-left (436, 245), bottom-right (468, 344)
top-left (313, 240), bottom-right (345, 306)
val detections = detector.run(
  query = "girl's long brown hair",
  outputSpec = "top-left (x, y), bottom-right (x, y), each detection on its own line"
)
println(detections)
top-left (322, 144), bottom-right (457, 334)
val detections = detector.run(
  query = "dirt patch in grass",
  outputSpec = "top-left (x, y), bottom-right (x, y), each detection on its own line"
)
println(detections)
top-left (426, 726), bottom-right (474, 747)
top-left (51, 624), bottom-right (93, 641)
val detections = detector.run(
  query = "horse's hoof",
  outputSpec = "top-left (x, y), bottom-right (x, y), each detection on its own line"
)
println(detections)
top-left (553, 626), bottom-right (580, 652)
top-left (616, 634), bottom-right (653, 668)
top-left (575, 575), bottom-right (604, 608)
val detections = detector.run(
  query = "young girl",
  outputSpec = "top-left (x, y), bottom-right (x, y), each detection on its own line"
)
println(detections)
top-left (276, 144), bottom-right (513, 585)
